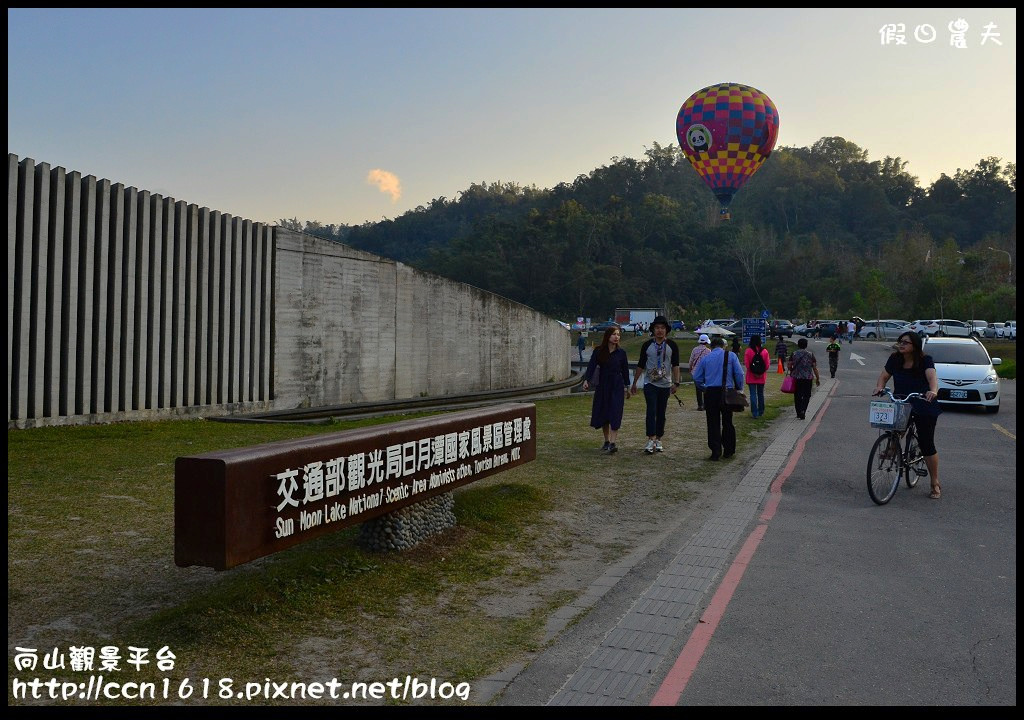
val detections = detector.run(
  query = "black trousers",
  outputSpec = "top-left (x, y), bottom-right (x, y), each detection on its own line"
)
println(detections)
top-left (794, 378), bottom-right (813, 416)
top-left (702, 386), bottom-right (735, 458)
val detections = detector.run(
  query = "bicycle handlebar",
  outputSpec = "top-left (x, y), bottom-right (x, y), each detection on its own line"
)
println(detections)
top-left (873, 387), bottom-right (926, 403)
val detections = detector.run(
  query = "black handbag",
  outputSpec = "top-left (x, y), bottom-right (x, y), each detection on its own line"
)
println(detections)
top-left (721, 348), bottom-right (748, 412)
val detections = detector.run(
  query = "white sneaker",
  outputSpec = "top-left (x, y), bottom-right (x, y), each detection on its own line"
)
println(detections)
top-left (654, 440), bottom-right (664, 453)
top-left (644, 439), bottom-right (655, 454)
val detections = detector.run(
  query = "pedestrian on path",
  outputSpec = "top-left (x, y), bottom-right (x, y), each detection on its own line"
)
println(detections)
top-left (577, 333), bottom-right (586, 362)
top-left (826, 335), bottom-right (842, 378)
top-left (692, 336), bottom-right (745, 461)
top-left (744, 334), bottom-right (771, 418)
top-left (688, 334), bottom-right (713, 411)
top-left (787, 337), bottom-right (819, 419)
top-left (775, 336), bottom-right (788, 373)
top-left (583, 326), bottom-right (631, 454)
top-left (630, 315), bottom-right (681, 454)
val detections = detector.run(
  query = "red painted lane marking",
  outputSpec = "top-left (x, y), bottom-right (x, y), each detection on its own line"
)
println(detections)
top-left (649, 524), bottom-right (767, 705)
top-left (650, 384), bottom-right (837, 706)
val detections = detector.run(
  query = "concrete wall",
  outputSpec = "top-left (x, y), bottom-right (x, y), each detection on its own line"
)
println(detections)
top-left (8, 153), bottom-right (571, 428)
top-left (273, 228), bottom-right (570, 408)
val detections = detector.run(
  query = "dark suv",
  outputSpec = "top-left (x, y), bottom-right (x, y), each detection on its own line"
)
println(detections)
top-left (810, 321), bottom-right (843, 339)
top-left (768, 320), bottom-right (794, 338)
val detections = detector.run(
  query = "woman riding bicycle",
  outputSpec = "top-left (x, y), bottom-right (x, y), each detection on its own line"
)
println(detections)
top-left (872, 331), bottom-right (943, 499)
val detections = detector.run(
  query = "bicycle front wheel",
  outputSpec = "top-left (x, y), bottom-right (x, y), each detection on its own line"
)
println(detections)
top-left (904, 424), bottom-right (924, 488)
top-left (867, 432), bottom-right (902, 505)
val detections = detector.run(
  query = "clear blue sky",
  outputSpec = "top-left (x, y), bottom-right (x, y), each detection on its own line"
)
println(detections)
top-left (7, 8), bottom-right (1016, 227)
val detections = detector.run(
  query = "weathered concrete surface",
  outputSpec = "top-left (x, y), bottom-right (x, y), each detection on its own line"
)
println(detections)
top-left (273, 228), bottom-right (571, 409)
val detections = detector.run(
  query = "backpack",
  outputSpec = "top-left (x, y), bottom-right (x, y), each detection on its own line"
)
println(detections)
top-left (749, 349), bottom-right (767, 375)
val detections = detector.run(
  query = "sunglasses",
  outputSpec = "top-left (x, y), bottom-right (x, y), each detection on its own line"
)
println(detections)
top-left (896, 340), bottom-right (912, 346)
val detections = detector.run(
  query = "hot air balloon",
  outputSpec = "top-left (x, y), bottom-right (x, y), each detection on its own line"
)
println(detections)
top-left (676, 82), bottom-right (779, 220)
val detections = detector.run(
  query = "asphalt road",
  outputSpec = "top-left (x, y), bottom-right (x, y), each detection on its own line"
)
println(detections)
top-left (495, 338), bottom-right (1016, 706)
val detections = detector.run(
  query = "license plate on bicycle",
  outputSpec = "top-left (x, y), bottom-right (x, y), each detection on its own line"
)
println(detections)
top-left (950, 389), bottom-right (968, 399)
top-left (869, 401), bottom-right (896, 427)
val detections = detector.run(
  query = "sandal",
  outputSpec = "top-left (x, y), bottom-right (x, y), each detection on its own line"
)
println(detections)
top-left (929, 485), bottom-right (942, 500)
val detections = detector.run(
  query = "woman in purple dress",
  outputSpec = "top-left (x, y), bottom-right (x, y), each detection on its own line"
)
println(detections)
top-left (582, 325), bottom-right (632, 453)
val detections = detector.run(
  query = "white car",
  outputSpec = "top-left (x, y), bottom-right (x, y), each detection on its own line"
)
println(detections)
top-left (697, 318), bottom-right (737, 332)
top-left (908, 319), bottom-right (980, 338)
top-left (998, 320), bottom-right (1016, 339)
top-left (857, 319), bottom-right (911, 340)
top-left (983, 322), bottom-right (1006, 339)
top-left (923, 336), bottom-right (1001, 414)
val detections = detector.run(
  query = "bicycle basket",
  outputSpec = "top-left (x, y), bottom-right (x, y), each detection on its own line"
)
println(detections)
top-left (869, 400), bottom-right (911, 430)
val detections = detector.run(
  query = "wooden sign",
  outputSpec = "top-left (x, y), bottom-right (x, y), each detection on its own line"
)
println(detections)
top-left (175, 403), bottom-right (536, 570)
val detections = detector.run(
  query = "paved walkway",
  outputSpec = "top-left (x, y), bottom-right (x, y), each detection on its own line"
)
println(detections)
top-left (478, 378), bottom-right (836, 705)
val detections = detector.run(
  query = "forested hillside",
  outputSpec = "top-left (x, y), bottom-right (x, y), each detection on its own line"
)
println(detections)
top-left (280, 137), bottom-right (1015, 326)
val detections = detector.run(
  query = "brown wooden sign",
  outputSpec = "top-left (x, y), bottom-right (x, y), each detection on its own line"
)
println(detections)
top-left (175, 403), bottom-right (536, 570)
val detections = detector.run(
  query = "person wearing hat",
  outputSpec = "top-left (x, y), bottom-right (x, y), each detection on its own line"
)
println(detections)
top-left (630, 315), bottom-right (681, 454)
top-left (688, 333), bottom-right (713, 411)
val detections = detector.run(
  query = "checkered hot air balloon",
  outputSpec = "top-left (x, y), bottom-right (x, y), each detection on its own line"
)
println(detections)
top-left (676, 82), bottom-right (779, 221)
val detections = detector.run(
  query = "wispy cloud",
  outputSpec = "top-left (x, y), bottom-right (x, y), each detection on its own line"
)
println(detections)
top-left (366, 169), bottom-right (402, 203)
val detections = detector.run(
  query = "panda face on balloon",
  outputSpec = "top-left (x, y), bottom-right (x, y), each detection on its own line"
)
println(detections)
top-left (686, 124), bottom-right (712, 153)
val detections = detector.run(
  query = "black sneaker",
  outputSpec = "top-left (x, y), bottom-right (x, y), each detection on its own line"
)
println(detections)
top-left (601, 441), bottom-right (610, 452)
top-left (607, 443), bottom-right (618, 454)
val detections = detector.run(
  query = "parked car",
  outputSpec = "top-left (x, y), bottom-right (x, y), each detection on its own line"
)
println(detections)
top-left (670, 320), bottom-right (686, 331)
top-left (923, 336), bottom-right (1001, 413)
top-left (998, 320), bottom-right (1016, 339)
top-left (697, 318), bottom-right (736, 331)
top-left (588, 321), bottom-right (620, 333)
top-left (805, 320), bottom-right (842, 339)
top-left (768, 319), bottom-right (794, 338)
top-left (857, 319), bottom-right (911, 340)
top-left (983, 322), bottom-right (1006, 339)
top-left (795, 320), bottom-right (839, 337)
top-left (970, 320), bottom-right (989, 333)
top-left (908, 319), bottom-right (981, 338)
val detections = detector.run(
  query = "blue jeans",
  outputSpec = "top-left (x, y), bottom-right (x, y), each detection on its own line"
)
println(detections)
top-left (749, 383), bottom-right (765, 418)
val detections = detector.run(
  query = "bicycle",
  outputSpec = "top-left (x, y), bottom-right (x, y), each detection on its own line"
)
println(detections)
top-left (866, 388), bottom-right (929, 505)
